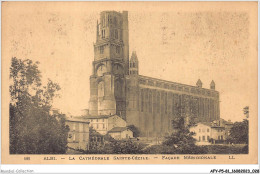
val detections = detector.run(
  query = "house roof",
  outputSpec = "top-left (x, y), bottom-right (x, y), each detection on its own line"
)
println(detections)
top-left (66, 117), bottom-right (90, 124)
top-left (220, 118), bottom-right (233, 125)
top-left (198, 122), bottom-right (225, 128)
top-left (198, 122), bottom-right (212, 127)
top-left (211, 126), bottom-right (225, 129)
top-left (74, 114), bottom-right (117, 119)
top-left (212, 118), bottom-right (233, 127)
top-left (108, 127), bottom-right (130, 133)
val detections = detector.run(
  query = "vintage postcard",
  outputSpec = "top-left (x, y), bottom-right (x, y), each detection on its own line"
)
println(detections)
top-left (1, 1), bottom-right (258, 165)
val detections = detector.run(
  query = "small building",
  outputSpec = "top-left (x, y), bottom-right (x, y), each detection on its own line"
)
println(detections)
top-left (212, 119), bottom-right (233, 140)
top-left (65, 117), bottom-right (90, 150)
top-left (190, 122), bottom-right (212, 145)
top-left (190, 121), bottom-right (229, 145)
top-left (108, 127), bottom-right (133, 140)
top-left (74, 114), bottom-right (127, 135)
top-left (211, 126), bottom-right (225, 143)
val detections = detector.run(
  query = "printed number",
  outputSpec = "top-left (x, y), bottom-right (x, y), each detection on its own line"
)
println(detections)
top-left (229, 156), bottom-right (235, 159)
top-left (24, 157), bottom-right (30, 160)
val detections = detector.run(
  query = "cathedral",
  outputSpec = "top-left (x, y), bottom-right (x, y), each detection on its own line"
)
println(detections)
top-left (88, 11), bottom-right (220, 136)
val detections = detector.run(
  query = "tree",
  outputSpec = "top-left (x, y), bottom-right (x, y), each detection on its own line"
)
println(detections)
top-left (162, 116), bottom-right (206, 154)
top-left (243, 106), bottom-right (249, 118)
top-left (85, 127), bottom-right (145, 154)
top-left (127, 125), bottom-right (140, 137)
top-left (106, 139), bottom-right (145, 154)
top-left (86, 127), bottom-right (106, 153)
top-left (228, 119), bottom-right (248, 144)
top-left (9, 57), bottom-right (69, 154)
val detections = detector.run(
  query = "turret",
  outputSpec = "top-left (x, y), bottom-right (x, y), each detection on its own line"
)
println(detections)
top-left (129, 51), bottom-right (139, 75)
top-left (210, 80), bottom-right (215, 90)
top-left (126, 51), bottom-right (139, 129)
top-left (96, 20), bottom-right (99, 42)
top-left (196, 79), bottom-right (202, 88)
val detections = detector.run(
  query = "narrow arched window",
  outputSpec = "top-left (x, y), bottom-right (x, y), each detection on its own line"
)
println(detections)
top-left (115, 29), bottom-right (118, 39)
top-left (141, 90), bottom-right (144, 112)
top-left (114, 17), bottom-right (117, 26)
top-left (157, 92), bottom-right (160, 114)
top-left (98, 81), bottom-right (104, 98)
top-left (115, 80), bottom-right (122, 98)
top-left (149, 91), bottom-right (152, 113)
top-left (116, 46), bottom-right (120, 54)
top-left (165, 93), bottom-right (167, 114)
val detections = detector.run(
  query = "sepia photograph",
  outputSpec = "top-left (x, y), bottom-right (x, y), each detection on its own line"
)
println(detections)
top-left (1, 1), bottom-right (258, 165)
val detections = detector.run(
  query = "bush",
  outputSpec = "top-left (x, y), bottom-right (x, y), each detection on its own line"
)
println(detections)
top-left (228, 119), bottom-right (248, 144)
top-left (107, 139), bottom-right (146, 154)
top-left (160, 118), bottom-right (207, 154)
top-left (204, 145), bottom-right (248, 154)
top-left (127, 125), bottom-right (140, 137)
top-left (144, 144), bottom-right (207, 154)
top-left (84, 132), bottom-right (146, 154)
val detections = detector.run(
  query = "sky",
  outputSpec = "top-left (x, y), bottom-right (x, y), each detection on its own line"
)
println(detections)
top-left (2, 2), bottom-right (258, 122)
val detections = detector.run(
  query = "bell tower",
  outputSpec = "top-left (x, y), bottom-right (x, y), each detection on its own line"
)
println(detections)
top-left (89, 11), bottom-right (129, 119)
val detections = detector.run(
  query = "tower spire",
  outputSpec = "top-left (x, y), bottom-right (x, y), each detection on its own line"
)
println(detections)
top-left (196, 79), bottom-right (202, 88)
top-left (96, 20), bottom-right (99, 42)
top-left (129, 51), bottom-right (139, 75)
top-left (210, 80), bottom-right (215, 90)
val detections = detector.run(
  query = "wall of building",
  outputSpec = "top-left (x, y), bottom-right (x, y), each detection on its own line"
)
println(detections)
top-left (109, 132), bottom-right (121, 140)
top-left (108, 115), bottom-right (127, 131)
top-left (126, 75), bottom-right (220, 137)
top-left (121, 129), bottom-right (133, 139)
top-left (211, 127), bottom-right (225, 141)
top-left (109, 129), bottom-right (133, 140)
top-left (66, 121), bottom-right (90, 150)
top-left (190, 123), bottom-right (227, 145)
top-left (85, 115), bottom-right (127, 135)
top-left (190, 123), bottom-right (211, 145)
top-left (88, 118), bottom-right (108, 135)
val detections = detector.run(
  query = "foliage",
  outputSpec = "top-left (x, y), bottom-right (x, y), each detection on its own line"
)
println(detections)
top-left (106, 139), bottom-right (146, 154)
top-left (227, 119), bottom-right (248, 144)
top-left (163, 128), bottom-right (196, 146)
top-left (86, 138), bottom-right (146, 154)
top-left (144, 144), bottom-right (247, 154)
top-left (243, 106), bottom-right (249, 118)
top-left (161, 115), bottom-right (206, 154)
top-left (144, 144), bottom-right (207, 154)
top-left (127, 125), bottom-right (140, 137)
top-left (204, 145), bottom-right (248, 154)
top-left (87, 127), bottom-right (106, 154)
top-left (9, 57), bottom-right (69, 154)
top-left (143, 145), bottom-right (177, 154)
top-left (162, 129), bottom-right (206, 154)
top-left (241, 145), bottom-right (249, 154)
top-left (85, 127), bottom-right (145, 154)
